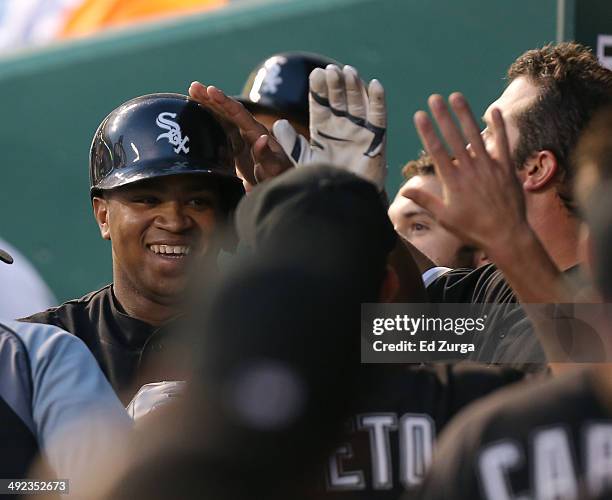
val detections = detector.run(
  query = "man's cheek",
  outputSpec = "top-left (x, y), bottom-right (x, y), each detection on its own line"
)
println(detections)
top-left (411, 235), bottom-right (435, 256)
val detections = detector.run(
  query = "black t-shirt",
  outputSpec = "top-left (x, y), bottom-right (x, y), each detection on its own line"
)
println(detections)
top-left (320, 363), bottom-right (526, 499)
top-left (427, 264), bottom-right (546, 368)
top-left (415, 369), bottom-right (612, 500)
top-left (20, 285), bottom-right (161, 403)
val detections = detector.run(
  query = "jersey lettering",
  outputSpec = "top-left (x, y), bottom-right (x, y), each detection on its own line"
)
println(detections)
top-left (399, 414), bottom-right (434, 488)
top-left (325, 412), bottom-right (436, 492)
top-left (478, 441), bottom-right (524, 500)
top-left (326, 444), bottom-right (366, 490)
top-left (533, 427), bottom-right (578, 500)
top-left (585, 424), bottom-right (612, 496)
top-left (358, 414), bottom-right (397, 489)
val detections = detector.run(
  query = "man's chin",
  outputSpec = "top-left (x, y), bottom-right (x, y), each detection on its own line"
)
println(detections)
top-left (146, 280), bottom-right (191, 307)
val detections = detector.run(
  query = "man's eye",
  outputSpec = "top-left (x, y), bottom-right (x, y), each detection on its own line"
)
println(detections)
top-left (411, 223), bottom-right (428, 232)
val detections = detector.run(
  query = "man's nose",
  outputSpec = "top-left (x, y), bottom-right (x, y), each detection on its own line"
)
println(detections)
top-left (154, 202), bottom-right (193, 232)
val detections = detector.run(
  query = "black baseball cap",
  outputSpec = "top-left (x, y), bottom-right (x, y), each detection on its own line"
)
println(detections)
top-left (235, 164), bottom-right (396, 269)
top-left (0, 248), bottom-right (13, 264)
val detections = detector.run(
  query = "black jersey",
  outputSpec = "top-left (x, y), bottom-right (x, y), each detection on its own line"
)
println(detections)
top-left (415, 369), bottom-right (612, 500)
top-left (20, 285), bottom-right (162, 403)
top-left (428, 264), bottom-right (545, 368)
top-left (320, 363), bottom-right (526, 499)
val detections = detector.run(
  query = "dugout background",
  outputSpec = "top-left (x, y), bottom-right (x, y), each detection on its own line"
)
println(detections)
top-left (0, 0), bottom-right (600, 301)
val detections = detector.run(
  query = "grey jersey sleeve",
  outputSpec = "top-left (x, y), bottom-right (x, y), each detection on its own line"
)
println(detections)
top-left (6, 320), bottom-right (132, 481)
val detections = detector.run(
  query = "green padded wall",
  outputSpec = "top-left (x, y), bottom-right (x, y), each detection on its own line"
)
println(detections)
top-left (574, 0), bottom-right (612, 51)
top-left (0, 0), bottom-right (558, 301)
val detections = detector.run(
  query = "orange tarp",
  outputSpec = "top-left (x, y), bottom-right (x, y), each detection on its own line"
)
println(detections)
top-left (60, 0), bottom-right (227, 38)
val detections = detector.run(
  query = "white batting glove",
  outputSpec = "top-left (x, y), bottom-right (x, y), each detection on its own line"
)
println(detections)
top-left (273, 64), bottom-right (387, 191)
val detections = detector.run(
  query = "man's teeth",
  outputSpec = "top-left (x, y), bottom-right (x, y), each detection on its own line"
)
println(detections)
top-left (149, 244), bottom-right (191, 255)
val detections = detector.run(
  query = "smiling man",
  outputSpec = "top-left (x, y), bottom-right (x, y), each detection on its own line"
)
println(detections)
top-left (21, 93), bottom-right (244, 402)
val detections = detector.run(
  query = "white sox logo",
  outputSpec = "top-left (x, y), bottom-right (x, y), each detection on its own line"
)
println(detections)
top-left (261, 62), bottom-right (283, 94)
top-left (156, 112), bottom-right (190, 154)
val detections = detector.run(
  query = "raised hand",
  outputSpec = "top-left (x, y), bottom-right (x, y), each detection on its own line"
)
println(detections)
top-left (189, 82), bottom-right (293, 188)
top-left (403, 93), bottom-right (528, 255)
top-left (273, 64), bottom-right (387, 191)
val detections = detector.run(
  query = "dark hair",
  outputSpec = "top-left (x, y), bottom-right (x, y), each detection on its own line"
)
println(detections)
top-left (401, 152), bottom-right (435, 180)
top-left (507, 42), bottom-right (612, 213)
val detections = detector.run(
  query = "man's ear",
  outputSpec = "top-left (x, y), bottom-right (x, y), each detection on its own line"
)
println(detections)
top-left (379, 265), bottom-right (400, 303)
top-left (522, 150), bottom-right (558, 192)
top-left (92, 196), bottom-right (111, 240)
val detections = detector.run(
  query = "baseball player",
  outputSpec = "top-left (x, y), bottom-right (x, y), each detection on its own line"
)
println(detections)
top-left (413, 105), bottom-right (612, 500)
top-left (232, 165), bottom-right (528, 499)
top-left (21, 93), bottom-right (244, 403)
top-left (398, 42), bottom-right (612, 369)
top-left (0, 246), bottom-right (131, 488)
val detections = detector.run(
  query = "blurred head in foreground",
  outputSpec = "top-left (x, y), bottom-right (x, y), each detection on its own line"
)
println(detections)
top-left (574, 105), bottom-right (612, 299)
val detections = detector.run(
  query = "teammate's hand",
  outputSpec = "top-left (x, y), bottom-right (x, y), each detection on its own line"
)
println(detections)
top-left (273, 65), bottom-right (387, 191)
top-left (402, 93), bottom-right (529, 256)
top-left (189, 82), bottom-right (293, 188)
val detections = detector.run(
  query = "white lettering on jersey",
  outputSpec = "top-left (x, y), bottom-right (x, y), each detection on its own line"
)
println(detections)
top-left (478, 441), bottom-right (524, 500)
top-left (326, 444), bottom-right (366, 490)
top-left (358, 414), bottom-right (397, 490)
top-left (585, 423), bottom-right (612, 496)
top-left (533, 427), bottom-right (578, 500)
top-left (399, 414), bottom-right (435, 488)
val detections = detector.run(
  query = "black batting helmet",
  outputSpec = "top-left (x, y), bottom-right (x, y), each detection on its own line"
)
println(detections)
top-left (89, 93), bottom-right (244, 211)
top-left (236, 52), bottom-right (340, 126)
